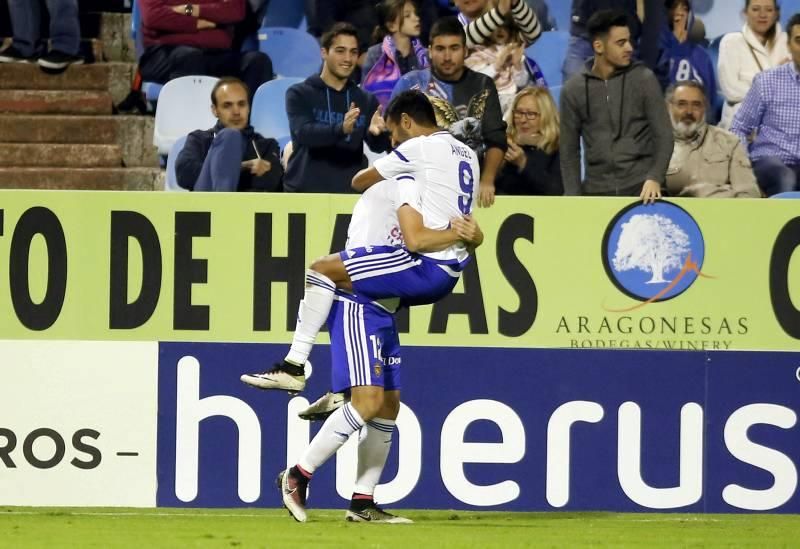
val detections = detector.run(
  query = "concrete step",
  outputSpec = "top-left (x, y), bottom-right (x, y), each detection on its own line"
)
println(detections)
top-left (0, 114), bottom-right (117, 144)
top-left (0, 115), bottom-right (159, 168)
top-left (0, 114), bottom-right (158, 167)
top-left (0, 63), bottom-right (134, 105)
top-left (0, 143), bottom-right (123, 168)
top-left (0, 167), bottom-right (164, 191)
top-left (0, 89), bottom-right (113, 115)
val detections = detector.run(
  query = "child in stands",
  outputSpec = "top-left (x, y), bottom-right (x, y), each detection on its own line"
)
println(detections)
top-left (362, 0), bottom-right (429, 108)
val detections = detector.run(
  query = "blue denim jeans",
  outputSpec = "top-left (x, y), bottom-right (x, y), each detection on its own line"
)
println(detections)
top-left (752, 156), bottom-right (800, 196)
top-left (9, 0), bottom-right (80, 57)
top-left (562, 35), bottom-right (594, 83)
top-left (194, 129), bottom-right (247, 192)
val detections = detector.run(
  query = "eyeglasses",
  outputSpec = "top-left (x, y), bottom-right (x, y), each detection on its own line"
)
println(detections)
top-left (672, 100), bottom-right (705, 111)
top-left (513, 110), bottom-right (540, 120)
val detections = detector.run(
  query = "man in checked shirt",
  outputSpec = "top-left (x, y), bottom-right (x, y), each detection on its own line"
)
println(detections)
top-left (730, 13), bottom-right (800, 196)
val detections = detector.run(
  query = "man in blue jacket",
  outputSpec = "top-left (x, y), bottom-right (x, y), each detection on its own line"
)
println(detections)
top-left (283, 22), bottom-right (390, 193)
top-left (176, 77), bottom-right (283, 192)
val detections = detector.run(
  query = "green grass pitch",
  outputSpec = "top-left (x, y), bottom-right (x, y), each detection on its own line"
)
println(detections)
top-left (2, 507), bottom-right (799, 548)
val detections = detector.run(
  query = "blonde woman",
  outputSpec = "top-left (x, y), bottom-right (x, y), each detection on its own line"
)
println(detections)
top-left (718, 0), bottom-right (790, 129)
top-left (496, 86), bottom-right (563, 195)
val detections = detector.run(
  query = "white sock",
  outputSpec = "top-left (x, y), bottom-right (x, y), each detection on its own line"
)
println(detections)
top-left (285, 270), bottom-right (336, 366)
top-left (354, 417), bottom-right (395, 495)
top-left (298, 403), bottom-right (365, 474)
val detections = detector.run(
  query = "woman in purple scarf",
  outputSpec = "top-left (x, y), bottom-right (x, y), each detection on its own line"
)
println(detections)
top-left (362, 0), bottom-right (430, 108)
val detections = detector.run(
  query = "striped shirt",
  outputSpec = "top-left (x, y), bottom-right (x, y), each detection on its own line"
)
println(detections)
top-left (458, 1), bottom-right (541, 49)
top-left (730, 62), bottom-right (800, 165)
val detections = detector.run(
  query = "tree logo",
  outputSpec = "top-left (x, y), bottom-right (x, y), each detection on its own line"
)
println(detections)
top-left (602, 202), bottom-right (711, 309)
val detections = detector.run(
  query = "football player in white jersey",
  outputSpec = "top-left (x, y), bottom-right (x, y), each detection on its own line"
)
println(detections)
top-left (267, 175), bottom-right (481, 523)
top-left (242, 91), bottom-right (483, 394)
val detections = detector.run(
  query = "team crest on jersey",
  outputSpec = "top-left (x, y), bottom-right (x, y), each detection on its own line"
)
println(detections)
top-left (373, 362), bottom-right (382, 377)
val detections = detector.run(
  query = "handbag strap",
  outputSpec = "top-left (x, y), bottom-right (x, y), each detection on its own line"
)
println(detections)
top-left (746, 41), bottom-right (765, 73)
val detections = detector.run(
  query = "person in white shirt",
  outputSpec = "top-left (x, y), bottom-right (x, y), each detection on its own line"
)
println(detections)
top-left (717, 0), bottom-right (790, 129)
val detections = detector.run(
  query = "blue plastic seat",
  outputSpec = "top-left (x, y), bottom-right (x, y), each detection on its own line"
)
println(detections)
top-left (165, 135), bottom-right (189, 192)
top-left (258, 27), bottom-right (321, 78)
top-left (250, 77), bottom-right (304, 145)
top-left (525, 31), bottom-right (570, 88)
top-left (771, 192), bottom-right (800, 199)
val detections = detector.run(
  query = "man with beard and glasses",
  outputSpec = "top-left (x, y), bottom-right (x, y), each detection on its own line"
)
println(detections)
top-left (665, 81), bottom-right (760, 198)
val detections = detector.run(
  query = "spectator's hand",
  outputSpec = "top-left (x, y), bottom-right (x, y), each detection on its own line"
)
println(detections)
top-left (640, 180), bottom-right (662, 204)
top-left (497, 0), bottom-right (513, 16)
top-left (495, 45), bottom-right (514, 71)
top-left (369, 107), bottom-right (386, 136)
top-left (242, 159), bottom-right (272, 177)
top-left (197, 18), bottom-right (216, 29)
top-left (505, 140), bottom-right (526, 171)
top-left (478, 178), bottom-right (496, 208)
top-left (343, 102), bottom-right (360, 135)
top-left (450, 215), bottom-right (483, 247)
top-left (172, 3), bottom-right (200, 16)
top-left (511, 44), bottom-right (524, 68)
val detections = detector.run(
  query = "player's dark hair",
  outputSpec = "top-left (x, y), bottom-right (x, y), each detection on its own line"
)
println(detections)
top-left (321, 22), bottom-right (359, 51)
top-left (384, 90), bottom-right (437, 127)
top-left (429, 16), bottom-right (466, 46)
top-left (211, 77), bottom-right (250, 107)
top-left (586, 9), bottom-right (631, 42)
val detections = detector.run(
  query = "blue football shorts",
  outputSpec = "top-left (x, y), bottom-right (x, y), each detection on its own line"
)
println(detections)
top-left (327, 295), bottom-right (401, 393)
top-left (339, 245), bottom-right (464, 307)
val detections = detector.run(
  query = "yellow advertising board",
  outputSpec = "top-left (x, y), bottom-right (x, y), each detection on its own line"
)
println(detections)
top-left (0, 191), bottom-right (797, 350)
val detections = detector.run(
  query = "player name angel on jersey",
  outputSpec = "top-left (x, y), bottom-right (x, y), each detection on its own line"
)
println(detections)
top-left (372, 130), bottom-right (480, 266)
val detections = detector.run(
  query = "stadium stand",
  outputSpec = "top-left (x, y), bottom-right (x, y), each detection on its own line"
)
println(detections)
top-left (0, 10), bottom-right (160, 190)
top-left (257, 27), bottom-right (322, 78)
top-left (152, 75), bottom-right (219, 156)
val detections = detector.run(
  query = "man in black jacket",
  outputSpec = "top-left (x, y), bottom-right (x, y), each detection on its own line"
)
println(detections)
top-left (176, 77), bottom-right (282, 192)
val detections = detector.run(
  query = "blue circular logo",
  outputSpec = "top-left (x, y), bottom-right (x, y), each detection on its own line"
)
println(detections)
top-left (602, 202), bottom-right (705, 302)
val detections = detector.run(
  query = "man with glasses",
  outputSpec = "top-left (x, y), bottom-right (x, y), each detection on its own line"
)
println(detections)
top-left (665, 80), bottom-right (760, 198)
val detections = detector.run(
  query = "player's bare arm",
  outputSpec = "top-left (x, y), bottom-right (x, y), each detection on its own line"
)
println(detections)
top-left (351, 166), bottom-right (384, 192)
top-left (397, 204), bottom-right (461, 253)
top-left (478, 146), bottom-right (503, 207)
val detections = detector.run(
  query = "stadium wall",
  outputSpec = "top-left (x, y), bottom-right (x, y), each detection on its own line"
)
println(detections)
top-left (0, 192), bottom-right (797, 512)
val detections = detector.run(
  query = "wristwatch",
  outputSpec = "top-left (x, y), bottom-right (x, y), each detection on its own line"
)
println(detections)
top-left (184, 3), bottom-right (193, 16)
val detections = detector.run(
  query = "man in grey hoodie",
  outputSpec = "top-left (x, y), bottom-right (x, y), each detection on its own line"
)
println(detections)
top-left (560, 9), bottom-right (673, 202)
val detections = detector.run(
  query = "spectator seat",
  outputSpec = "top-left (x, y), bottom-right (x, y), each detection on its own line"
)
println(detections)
top-left (153, 75), bottom-right (219, 155)
top-left (250, 77), bottom-right (304, 148)
top-left (165, 135), bottom-right (189, 192)
top-left (258, 27), bottom-right (322, 78)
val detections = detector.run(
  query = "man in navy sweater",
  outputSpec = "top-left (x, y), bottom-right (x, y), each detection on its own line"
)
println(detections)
top-left (283, 22), bottom-right (390, 193)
